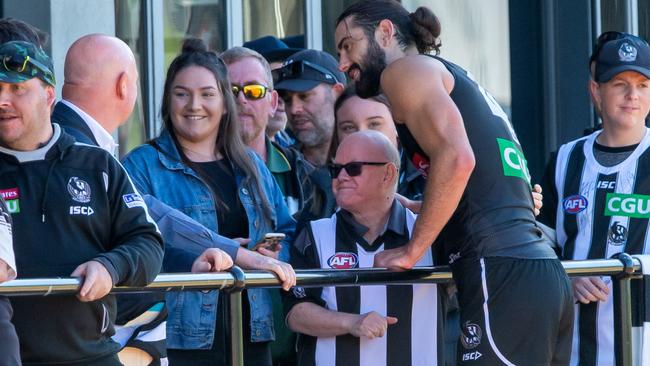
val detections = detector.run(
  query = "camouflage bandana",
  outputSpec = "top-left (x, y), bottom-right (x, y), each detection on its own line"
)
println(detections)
top-left (0, 41), bottom-right (55, 86)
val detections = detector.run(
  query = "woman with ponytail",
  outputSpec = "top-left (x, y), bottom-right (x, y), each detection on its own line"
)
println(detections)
top-left (335, 1), bottom-right (573, 365)
top-left (123, 38), bottom-right (295, 365)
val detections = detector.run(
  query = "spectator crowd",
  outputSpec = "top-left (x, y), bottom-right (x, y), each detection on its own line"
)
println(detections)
top-left (0, 1), bottom-right (649, 365)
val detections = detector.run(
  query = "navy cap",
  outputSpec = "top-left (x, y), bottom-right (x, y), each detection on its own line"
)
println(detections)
top-left (275, 49), bottom-right (347, 92)
top-left (595, 35), bottom-right (650, 82)
top-left (242, 35), bottom-right (301, 63)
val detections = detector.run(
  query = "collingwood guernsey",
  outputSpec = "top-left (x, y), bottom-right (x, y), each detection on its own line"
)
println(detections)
top-left (553, 127), bottom-right (650, 365)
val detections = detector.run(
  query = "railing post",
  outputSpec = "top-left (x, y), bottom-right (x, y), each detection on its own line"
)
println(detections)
top-left (226, 266), bottom-right (246, 366)
top-left (612, 253), bottom-right (635, 366)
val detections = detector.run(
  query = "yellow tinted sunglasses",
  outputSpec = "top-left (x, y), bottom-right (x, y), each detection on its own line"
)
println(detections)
top-left (231, 83), bottom-right (268, 100)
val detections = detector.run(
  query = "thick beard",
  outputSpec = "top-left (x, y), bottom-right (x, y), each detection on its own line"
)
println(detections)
top-left (355, 39), bottom-right (387, 99)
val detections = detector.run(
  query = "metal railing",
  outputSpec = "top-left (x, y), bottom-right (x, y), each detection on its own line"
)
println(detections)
top-left (0, 254), bottom-right (642, 366)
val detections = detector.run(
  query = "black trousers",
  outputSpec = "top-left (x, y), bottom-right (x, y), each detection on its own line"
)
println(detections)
top-left (0, 296), bottom-right (20, 366)
top-left (454, 257), bottom-right (574, 366)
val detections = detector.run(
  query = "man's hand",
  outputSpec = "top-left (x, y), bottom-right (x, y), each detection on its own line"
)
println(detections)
top-left (395, 193), bottom-right (422, 213)
top-left (374, 246), bottom-right (420, 270)
top-left (191, 248), bottom-right (234, 273)
top-left (0, 259), bottom-right (10, 283)
top-left (235, 248), bottom-right (296, 291)
top-left (71, 261), bottom-right (114, 302)
top-left (256, 244), bottom-right (282, 260)
top-left (572, 276), bottom-right (610, 304)
top-left (348, 311), bottom-right (398, 339)
top-left (532, 184), bottom-right (543, 217)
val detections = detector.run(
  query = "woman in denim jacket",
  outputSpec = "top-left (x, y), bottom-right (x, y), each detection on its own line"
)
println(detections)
top-left (123, 38), bottom-right (295, 365)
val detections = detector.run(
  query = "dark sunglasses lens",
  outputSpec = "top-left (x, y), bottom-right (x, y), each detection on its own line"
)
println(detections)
top-left (345, 162), bottom-right (363, 177)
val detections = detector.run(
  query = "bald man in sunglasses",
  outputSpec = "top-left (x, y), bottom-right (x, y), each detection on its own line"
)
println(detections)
top-left (284, 130), bottom-right (443, 366)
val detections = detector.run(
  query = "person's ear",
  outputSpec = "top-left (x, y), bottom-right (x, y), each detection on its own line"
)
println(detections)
top-left (116, 71), bottom-right (128, 100)
top-left (269, 89), bottom-right (279, 117)
top-left (589, 79), bottom-right (601, 111)
top-left (383, 162), bottom-right (398, 185)
top-left (45, 85), bottom-right (56, 109)
top-left (332, 82), bottom-right (345, 98)
top-left (376, 19), bottom-right (395, 47)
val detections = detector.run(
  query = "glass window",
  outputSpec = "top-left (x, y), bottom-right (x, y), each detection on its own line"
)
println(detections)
top-left (115, 0), bottom-right (146, 157)
top-left (242, 0), bottom-right (305, 42)
top-left (601, 0), bottom-right (627, 33)
top-left (163, 0), bottom-right (226, 64)
top-left (639, 0), bottom-right (650, 40)
top-left (321, 0), bottom-right (358, 56)
top-left (402, 1), bottom-right (512, 113)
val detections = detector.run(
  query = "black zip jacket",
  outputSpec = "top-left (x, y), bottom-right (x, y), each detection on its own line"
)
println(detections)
top-left (0, 125), bottom-right (164, 365)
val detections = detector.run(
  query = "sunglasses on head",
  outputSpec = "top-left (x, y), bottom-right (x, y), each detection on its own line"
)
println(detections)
top-left (0, 53), bottom-right (55, 84)
top-left (274, 59), bottom-right (338, 84)
top-left (590, 31), bottom-right (650, 64)
top-left (231, 83), bottom-right (268, 100)
top-left (328, 161), bottom-right (389, 178)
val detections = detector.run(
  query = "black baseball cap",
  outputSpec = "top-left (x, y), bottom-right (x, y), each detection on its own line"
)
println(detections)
top-left (594, 34), bottom-right (650, 82)
top-left (242, 35), bottom-right (301, 63)
top-left (274, 49), bottom-right (347, 92)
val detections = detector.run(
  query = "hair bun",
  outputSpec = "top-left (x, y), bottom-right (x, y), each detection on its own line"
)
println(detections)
top-left (181, 38), bottom-right (209, 54)
top-left (409, 7), bottom-right (442, 54)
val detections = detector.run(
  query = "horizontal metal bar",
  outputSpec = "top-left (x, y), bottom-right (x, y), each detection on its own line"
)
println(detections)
top-left (0, 273), bottom-right (236, 296)
top-left (0, 257), bottom-right (642, 296)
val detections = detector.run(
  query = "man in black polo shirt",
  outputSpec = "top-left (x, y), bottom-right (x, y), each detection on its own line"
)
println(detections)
top-left (284, 131), bottom-right (443, 366)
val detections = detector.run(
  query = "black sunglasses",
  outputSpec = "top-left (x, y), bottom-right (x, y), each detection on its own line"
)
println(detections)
top-left (231, 83), bottom-right (268, 100)
top-left (328, 161), bottom-right (389, 178)
top-left (590, 31), bottom-right (650, 64)
top-left (274, 59), bottom-right (339, 84)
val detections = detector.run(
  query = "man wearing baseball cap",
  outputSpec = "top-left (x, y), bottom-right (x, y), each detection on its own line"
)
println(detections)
top-left (275, 49), bottom-right (347, 168)
top-left (538, 32), bottom-right (650, 365)
top-left (243, 35), bottom-right (302, 147)
top-left (0, 40), bottom-right (164, 365)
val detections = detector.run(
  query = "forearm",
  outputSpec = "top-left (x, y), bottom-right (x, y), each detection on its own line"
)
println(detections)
top-left (408, 150), bottom-right (473, 257)
top-left (287, 302), bottom-right (357, 337)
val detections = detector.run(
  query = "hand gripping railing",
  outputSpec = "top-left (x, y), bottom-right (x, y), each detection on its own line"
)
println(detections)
top-left (0, 255), bottom-right (642, 366)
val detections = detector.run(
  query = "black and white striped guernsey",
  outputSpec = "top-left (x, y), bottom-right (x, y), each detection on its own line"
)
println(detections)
top-left (554, 128), bottom-right (650, 365)
top-left (286, 203), bottom-right (443, 366)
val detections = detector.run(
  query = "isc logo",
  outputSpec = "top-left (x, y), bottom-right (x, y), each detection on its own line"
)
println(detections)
top-left (563, 195), bottom-right (588, 214)
top-left (597, 181), bottom-right (616, 189)
top-left (462, 351), bottom-right (482, 361)
top-left (69, 206), bottom-right (95, 216)
top-left (327, 252), bottom-right (358, 269)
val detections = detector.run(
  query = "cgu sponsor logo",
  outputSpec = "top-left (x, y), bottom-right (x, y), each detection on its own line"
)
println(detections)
top-left (497, 138), bottom-right (531, 185)
top-left (327, 252), bottom-right (358, 269)
top-left (605, 193), bottom-right (650, 218)
top-left (563, 195), bottom-right (588, 214)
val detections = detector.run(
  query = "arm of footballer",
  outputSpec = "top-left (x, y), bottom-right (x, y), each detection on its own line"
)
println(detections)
top-left (376, 58), bottom-right (475, 269)
top-left (287, 302), bottom-right (397, 339)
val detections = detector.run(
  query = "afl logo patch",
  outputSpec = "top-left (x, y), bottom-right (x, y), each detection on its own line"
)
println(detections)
top-left (67, 177), bottom-right (91, 203)
top-left (563, 195), bottom-right (588, 214)
top-left (327, 252), bottom-right (358, 269)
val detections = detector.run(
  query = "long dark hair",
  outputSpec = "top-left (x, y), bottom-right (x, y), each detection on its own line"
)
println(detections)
top-left (336, 0), bottom-right (442, 55)
top-left (160, 38), bottom-right (273, 221)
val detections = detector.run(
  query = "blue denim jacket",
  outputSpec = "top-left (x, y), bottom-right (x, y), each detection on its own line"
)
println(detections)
top-left (122, 130), bottom-right (295, 349)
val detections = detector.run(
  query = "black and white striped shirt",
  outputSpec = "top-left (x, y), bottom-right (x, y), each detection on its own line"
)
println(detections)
top-left (546, 128), bottom-right (650, 365)
top-left (285, 201), bottom-right (443, 366)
